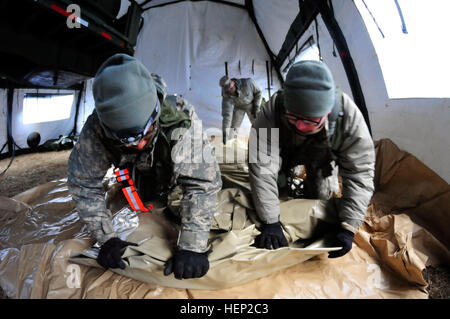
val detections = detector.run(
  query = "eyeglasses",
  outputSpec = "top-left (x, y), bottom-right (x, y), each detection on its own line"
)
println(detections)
top-left (119, 121), bottom-right (159, 147)
top-left (284, 112), bottom-right (323, 126)
top-left (110, 99), bottom-right (160, 147)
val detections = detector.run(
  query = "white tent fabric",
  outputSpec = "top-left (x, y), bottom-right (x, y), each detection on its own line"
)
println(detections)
top-left (253, 0), bottom-right (299, 56)
top-left (134, 0), bottom-right (282, 132)
top-left (286, 1), bottom-right (450, 182)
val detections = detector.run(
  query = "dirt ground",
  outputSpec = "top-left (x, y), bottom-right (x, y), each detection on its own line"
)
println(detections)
top-left (0, 150), bottom-right (449, 299)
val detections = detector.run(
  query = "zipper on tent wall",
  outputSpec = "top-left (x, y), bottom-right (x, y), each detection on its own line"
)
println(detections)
top-left (314, 18), bottom-right (323, 60)
top-left (266, 60), bottom-right (271, 107)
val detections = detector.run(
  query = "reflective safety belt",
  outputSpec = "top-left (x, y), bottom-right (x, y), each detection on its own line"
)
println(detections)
top-left (114, 168), bottom-right (153, 213)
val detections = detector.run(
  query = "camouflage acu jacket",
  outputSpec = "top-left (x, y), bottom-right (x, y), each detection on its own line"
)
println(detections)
top-left (68, 95), bottom-right (222, 253)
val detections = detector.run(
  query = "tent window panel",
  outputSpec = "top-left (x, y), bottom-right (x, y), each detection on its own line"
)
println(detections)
top-left (355, 0), bottom-right (450, 98)
top-left (23, 93), bottom-right (74, 124)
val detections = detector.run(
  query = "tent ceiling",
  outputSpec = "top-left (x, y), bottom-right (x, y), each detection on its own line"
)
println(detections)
top-left (1, 0), bottom-right (319, 88)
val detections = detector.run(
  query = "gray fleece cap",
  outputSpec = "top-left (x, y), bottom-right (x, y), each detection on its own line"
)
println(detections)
top-left (93, 53), bottom-right (158, 134)
top-left (283, 60), bottom-right (335, 117)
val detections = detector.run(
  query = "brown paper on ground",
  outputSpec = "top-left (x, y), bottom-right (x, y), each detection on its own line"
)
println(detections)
top-left (372, 139), bottom-right (450, 250)
top-left (0, 138), bottom-right (448, 298)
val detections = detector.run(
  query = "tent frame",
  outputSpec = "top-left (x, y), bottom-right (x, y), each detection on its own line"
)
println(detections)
top-left (277, 0), bottom-right (371, 134)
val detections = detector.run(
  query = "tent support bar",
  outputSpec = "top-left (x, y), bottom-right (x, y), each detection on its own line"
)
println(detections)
top-left (318, 0), bottom-right (372, 136)
top-left (245, 0), bottom-right (283, 84)
top-left (143, 0), bottom-right (246, 11)
top-left (71, 81), bottom-right (85, 137)
top-left (6, 87), bottom-right (14, 156)
top-left (266, 60), bottom-right (271, 104)
top-left (275, 0), bottom-right (320, 68)
top-left (1, 85), bottom-right (16, 176)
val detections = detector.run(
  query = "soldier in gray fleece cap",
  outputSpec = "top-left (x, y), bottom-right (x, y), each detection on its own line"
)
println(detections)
top-left (248, 60), bottom-right (375, 258)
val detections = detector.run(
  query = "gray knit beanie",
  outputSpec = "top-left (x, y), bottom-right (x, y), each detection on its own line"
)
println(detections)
top-left (93, 54), bottom-right (159, 135)
top-left (283, 60), bottom-right (335, 117)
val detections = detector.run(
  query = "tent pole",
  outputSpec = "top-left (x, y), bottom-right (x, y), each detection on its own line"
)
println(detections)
top-left (0, 86), bottom-right (16, 177)
top-left (266, 60), bottom-right (271, 105)
top-left (275, 1), bottom-right (320, 69)
top-left (318, 0), bottom-right (372, 136)
top-left (71, 81), bottom-right (85, 137)
top-left (6, 87), bottom-right (14, 156)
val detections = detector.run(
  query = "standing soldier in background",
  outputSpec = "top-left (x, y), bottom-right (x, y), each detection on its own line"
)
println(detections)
top-left (68, 54), bottom-right (222, 280)
top-left (220, 76), bottom-right (262, 144)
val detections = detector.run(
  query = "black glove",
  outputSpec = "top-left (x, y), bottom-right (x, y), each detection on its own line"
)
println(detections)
top-left (255, 222), bottom-right (288, 250)
top-left (328, 228), bottom-right (354, 258)
top-left (97, 237), bottom-right (137, 270)
top-left (164, 249), bottom-right (209, 280)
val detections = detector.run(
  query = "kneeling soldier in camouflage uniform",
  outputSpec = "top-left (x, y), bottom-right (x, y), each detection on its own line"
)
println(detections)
top-left (68, 54), bottom-right (222, 279)
top-left (249, 61), bottom-right (375, 258)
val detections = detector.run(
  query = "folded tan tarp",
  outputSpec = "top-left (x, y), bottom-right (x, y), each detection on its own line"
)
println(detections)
top-left (0, 138), bottom-right (448, 298)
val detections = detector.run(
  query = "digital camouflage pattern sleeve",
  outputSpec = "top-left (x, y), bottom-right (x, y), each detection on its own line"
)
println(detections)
top-left (67, 112), bottom-right (118, 245)
top-left (170, 97), bottom-right (222, 253)
top-left (69, 100), bottom-right (222, 253)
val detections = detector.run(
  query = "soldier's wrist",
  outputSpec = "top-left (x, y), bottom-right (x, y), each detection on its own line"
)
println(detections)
top-left (177, 229), bottom-right (210, 253)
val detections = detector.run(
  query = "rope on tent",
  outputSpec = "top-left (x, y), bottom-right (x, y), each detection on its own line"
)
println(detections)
top-left (393, 0), bottom-right (408, 34)
top-left (361, 0), bottom-right (385, 38)
top-left (266, 60), bottom-right (271, 108)
top-left (314, 18), bottom-right (322, 61)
